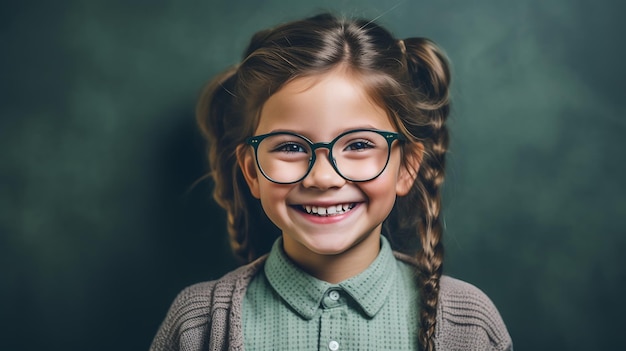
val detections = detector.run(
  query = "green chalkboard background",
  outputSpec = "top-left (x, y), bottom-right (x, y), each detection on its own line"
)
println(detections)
top-left (2, 0), bottom-right (625, 350)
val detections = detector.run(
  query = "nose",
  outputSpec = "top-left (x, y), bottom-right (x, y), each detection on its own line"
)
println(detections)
top-left (301, 149), bottom-right (346, 189)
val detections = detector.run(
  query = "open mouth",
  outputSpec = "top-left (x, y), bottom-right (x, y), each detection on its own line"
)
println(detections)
top-left (297, 203), bottom-right (356, 217)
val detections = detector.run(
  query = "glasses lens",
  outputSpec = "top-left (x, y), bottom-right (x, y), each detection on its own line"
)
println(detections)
top-left (333, 130), bottom-right (391, 181)
top-left (256, 133), bottom-right (312, 183)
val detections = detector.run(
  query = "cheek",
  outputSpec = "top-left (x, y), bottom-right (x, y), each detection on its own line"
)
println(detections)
top-left (257, 181), bottom-right (293, 217)
top-left (360, 171), bottom-right (399, 207)
top-left (359, 153), bottom-right (405, 205)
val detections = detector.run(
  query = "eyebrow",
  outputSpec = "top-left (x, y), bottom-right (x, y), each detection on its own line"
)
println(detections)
top-left (265, 125), bottom-right (385, 139)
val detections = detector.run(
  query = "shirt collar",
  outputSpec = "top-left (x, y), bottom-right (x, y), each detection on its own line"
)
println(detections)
top-left (264, 236), bottom-right (397, 320)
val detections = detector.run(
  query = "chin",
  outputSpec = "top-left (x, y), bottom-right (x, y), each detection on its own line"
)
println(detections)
top-left (302, 236), bottom-right (360, 256)
top-left (309, 245), bottom-right (351, 257)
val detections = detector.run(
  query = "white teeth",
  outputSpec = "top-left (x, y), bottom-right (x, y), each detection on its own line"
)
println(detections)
top-left (302, 203), bottom-right (355, 216)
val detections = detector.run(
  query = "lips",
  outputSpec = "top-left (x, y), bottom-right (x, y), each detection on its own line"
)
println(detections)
top-left (299, 203), bottom-right (356, 216)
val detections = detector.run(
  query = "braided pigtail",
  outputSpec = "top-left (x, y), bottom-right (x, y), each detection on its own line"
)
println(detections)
top-left (196, 65), bottom-right (279, 263)
top-left (402, 38), bottom-right (451, 351)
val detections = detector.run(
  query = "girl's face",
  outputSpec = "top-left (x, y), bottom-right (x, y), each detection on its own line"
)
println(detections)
top-left (239, 69), bottom-right (419, 272)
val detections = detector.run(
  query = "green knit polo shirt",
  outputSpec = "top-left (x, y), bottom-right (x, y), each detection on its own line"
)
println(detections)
top-left (242, 236), bottom-right (419, 350)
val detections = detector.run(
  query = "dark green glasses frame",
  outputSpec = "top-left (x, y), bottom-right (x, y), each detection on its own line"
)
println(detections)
top-left (245, 128), bottom-right (405, 184)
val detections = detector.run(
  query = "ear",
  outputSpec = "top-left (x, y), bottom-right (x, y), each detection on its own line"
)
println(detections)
top-left (396, 143), bottom-right (423, 196)
top-left (236, 144), bottom-right (261, 199)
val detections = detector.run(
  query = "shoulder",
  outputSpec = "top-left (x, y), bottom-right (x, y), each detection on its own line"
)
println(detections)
top-left (169, 259), bottom-right (264, 324)
top-left (149, 257), bottom-right (267, 351)
top-left (436, 276), bottom-right (513, 351)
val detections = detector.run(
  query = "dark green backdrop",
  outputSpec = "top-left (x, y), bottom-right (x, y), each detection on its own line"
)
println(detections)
top-left (2, 0), bottom-right (625, 350)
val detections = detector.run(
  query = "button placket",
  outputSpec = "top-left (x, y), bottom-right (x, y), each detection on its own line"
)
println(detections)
top-left (319, 288), bottom-right (344, 351)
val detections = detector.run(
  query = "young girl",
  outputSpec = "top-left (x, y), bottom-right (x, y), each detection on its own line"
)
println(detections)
top-left (151, 13), bottom-right (512, 351)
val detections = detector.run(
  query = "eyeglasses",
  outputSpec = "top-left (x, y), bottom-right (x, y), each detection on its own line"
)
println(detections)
top-left (245, 129), bottom-right (404, 184)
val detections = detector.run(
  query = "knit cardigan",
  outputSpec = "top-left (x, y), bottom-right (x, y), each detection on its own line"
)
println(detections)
top-left (150, 253), bottom-right (513, 351)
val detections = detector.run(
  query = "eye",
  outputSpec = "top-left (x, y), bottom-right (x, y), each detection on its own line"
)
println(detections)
top-left (274, 142), bottom-right (307, 153)
top-left (345, 140), bottom-right (375, 151)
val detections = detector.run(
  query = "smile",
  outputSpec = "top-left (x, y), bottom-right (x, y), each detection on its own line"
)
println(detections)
top-left (300, 203), bottom-right (356, 216)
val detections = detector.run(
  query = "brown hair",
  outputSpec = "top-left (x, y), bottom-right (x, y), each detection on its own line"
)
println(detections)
top-left (196, 13), bottom-right (450, 351)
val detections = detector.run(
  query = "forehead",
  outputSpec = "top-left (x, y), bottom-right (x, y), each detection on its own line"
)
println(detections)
top-left (255, 69), bottom-right (394, 139)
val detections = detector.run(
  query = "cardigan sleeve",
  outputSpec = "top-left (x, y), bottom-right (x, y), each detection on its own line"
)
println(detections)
top-left (149, 257), bottom-right (267, 351)
top-left (436, 276), bottom-right (513, 350)
top-left (149, 281), bottom-right (217, 351)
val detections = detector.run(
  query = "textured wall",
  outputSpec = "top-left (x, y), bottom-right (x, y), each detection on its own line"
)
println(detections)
top-left (1, 0), bottom-right (624, 350)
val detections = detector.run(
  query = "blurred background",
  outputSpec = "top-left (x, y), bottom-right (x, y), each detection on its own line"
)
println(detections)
top-left (1, 0), bottom-right (625, 350)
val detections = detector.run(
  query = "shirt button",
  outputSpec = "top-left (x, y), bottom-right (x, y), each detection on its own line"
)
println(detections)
top-left (328, 340), bottom-right (339, 350)
top-left (329, 290), bottom-right (340, 301)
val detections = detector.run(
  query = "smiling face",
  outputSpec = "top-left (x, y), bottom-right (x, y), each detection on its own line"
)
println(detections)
top-left (238, 69), bottom-right (419, 277)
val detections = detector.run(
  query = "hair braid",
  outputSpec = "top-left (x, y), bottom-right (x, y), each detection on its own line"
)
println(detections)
top-left (415, 135), bottom-right (447, 351)
top-left (403, 38), bottom-right (450, 351)
top-left (196, 66), bottom-right (279, 263)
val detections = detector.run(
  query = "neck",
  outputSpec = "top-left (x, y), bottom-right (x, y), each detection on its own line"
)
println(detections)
top-left (282, 232), bottom-right (381, 284)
